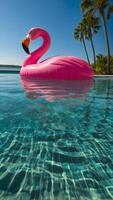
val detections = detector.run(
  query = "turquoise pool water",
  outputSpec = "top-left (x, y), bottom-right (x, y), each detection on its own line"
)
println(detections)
top-left (0, 74), bottom-right (113, 200)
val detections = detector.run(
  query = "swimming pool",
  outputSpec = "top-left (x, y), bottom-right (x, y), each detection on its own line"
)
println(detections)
top-left (0, 74), bottom-right (113, 200)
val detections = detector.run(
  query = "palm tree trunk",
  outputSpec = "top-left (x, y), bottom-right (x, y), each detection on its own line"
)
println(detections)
top-left (89, 29), bottom-right (96, 69)
top-left (82, 34), bottom-right (90, 65)
top-left (101, 12), bottom-right (111, 74)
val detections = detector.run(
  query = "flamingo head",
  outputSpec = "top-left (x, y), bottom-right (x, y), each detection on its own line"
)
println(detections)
top-left (22, 27), bottom-right (44, 54)
top-left (22, 34), bottom-right (31, 54)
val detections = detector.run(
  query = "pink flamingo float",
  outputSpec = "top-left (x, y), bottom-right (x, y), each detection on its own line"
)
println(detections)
top-left (21, 27), bottom-right (93, 80)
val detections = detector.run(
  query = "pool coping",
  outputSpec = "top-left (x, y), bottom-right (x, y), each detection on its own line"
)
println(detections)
top-left (94, 75), bottom-right (113, 78)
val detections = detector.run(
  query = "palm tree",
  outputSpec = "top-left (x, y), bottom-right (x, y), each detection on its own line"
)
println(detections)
top-left (74, 24), bottom-right (90, 64)
top-left (96, 54), bottom-right (107, 73)
top-left (82, 13), bottom-right (100, 68)
top-left (81, 0), bottom-right (112, 74)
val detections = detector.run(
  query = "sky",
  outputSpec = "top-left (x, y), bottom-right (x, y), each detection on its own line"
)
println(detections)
top-left (0, 0), bottom-right (113, 65)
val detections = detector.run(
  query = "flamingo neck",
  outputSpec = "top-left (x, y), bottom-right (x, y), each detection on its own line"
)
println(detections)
top-left (23, 30), bottom-right (51, 67)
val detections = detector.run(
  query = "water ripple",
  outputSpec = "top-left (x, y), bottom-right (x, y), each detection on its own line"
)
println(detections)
top-left (0, 75), bottom-right (113, 199)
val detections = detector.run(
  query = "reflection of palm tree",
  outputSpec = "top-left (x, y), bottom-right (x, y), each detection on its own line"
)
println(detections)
top-left (81, 0), bottom-right (112, 74)
top-left (104, 79), bottom-right (111, 120)
top-left (82, 13), bottom-right (100, 68)
top-left (74, 24), bottom-right (90, 64)
top-left (82, 84), bottom-right (96, 133)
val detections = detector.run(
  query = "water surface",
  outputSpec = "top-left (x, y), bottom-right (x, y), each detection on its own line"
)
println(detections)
top-left (0, 74), bottom-right (113, 200)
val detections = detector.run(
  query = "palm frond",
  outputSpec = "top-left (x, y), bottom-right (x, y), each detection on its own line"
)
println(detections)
top-left (107, 5), bottom-right (113, 19)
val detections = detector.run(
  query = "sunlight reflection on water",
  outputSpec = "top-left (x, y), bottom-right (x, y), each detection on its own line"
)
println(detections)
top-left (0, 74), bottom-right (113, 200)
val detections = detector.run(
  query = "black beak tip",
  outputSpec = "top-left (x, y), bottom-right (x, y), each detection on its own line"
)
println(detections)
top-left (22, 43), bottom-right (30, 54)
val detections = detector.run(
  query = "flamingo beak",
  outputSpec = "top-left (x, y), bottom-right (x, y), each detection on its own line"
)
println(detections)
top-left (22, 36), bottom-right (30, 54)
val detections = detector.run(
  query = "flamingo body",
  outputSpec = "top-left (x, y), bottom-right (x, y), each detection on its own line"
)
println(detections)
top-left (20, 28), bottom-right (93, 80)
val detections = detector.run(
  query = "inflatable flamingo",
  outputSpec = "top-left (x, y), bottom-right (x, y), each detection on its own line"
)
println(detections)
top-left (21, 27), bottom-right (93, 80)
